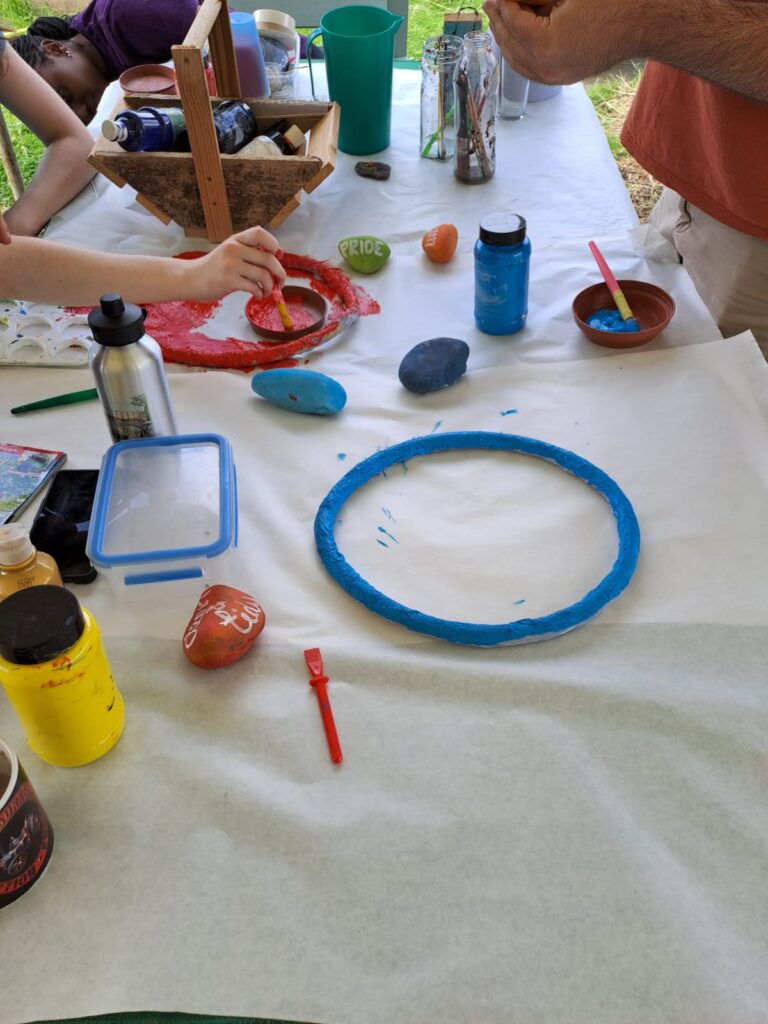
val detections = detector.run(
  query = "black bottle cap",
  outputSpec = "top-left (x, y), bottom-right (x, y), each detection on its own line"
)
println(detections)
top-left (0, 586), bottom-right (86, 665)
top-left (479, 213), bottom-right (527, 246)
top-left (87, 293), bottom-right (146, 346)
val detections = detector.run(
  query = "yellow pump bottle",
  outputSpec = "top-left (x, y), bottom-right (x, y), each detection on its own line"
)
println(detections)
top-left (0, 525), bottom-right (63, 601)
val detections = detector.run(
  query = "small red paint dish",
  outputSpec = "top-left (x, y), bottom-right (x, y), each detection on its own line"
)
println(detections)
top-left (246, 285), bottom-right (328, 342)
top-left (119, 64), bottom-right (177, 95)
top-left (572, 279), bottom-right (676, 349)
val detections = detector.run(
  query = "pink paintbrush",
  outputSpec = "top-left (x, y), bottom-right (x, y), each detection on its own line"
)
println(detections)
top-left (588, 240), bottom-right (640, 330)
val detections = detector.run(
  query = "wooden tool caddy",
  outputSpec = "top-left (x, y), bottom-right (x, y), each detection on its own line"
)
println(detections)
top-left (88, 0), bottom-right (339, 241)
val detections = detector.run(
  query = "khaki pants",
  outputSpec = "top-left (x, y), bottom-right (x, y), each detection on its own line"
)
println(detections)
top-left (649, 188), bottom-right (768, 355)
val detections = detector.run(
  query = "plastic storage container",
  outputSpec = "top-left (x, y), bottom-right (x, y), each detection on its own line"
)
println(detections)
top-left (86, 434), bottom-right (238, 586)
top-left (255, 10), bottom-right (299, 96)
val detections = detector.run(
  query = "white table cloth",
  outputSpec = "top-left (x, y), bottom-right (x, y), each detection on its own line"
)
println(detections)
top-left (3, 70), bottom-right (768, 1024)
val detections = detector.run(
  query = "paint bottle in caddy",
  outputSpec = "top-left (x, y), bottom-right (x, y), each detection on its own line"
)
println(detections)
top-left (102, 106), bottom-right (187, 152)
top-left (474, 213), bottom-right (531, 335)
top-left (102, 102), bottom-right (259, 155)
top-left (240, 119), bottom-right (307, 157)
top-left (264, 120), bottom-right (306, 154)
top-left (0, 586), bottom-right (124, 767)
top-left (88, 293), bottom-right (178, 443)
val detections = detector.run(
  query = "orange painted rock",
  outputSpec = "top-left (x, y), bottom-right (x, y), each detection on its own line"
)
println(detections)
top-left (422, 223), bottom-right (458, 264)
top-left (182, 584), bottom-right (265, 669)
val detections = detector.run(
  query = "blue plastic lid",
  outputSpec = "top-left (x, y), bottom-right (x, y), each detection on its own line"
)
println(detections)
top-left (86, 433), bottom-right (236, 572)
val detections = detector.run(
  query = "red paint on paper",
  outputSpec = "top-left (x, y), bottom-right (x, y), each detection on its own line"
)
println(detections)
top-left (72, 251), bottom-right (380, 371)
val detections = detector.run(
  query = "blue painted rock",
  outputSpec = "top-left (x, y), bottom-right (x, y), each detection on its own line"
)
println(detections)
top-left (338, 236), bottom-right (391, 274)
top-left (398, 338), bottom-right (470, 394)
top-left (251, 368), bottom-right (347, 415)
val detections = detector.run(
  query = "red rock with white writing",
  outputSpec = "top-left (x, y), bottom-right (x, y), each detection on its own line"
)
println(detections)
top-left (182, 584), bottom-right (265, 669)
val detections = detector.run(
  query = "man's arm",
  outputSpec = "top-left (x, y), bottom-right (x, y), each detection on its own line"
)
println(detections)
top-left (1, 46), bottom-right (97, 236)
top-left (483, 0), bottom-right (768, 103)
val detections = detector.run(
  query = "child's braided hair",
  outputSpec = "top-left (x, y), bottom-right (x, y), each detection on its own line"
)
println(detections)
top-left (10, 16), bottom-right (75, 70)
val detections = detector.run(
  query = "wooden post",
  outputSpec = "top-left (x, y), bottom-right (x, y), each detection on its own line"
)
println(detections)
top-left (0, 108), bottom-right (25, 202)
top-left (183, 0), bottom-right (241, 98)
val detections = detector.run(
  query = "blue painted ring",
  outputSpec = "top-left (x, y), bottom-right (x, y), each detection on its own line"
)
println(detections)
top-left (314, 432), bottom-right (640, 646)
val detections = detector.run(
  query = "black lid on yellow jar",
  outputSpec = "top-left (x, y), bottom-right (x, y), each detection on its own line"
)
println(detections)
top-left (0, 585), bottom-right (85, 665)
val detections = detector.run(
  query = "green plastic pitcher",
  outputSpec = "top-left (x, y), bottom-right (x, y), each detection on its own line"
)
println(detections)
top-left (307, 6), bottom-right (404, 155)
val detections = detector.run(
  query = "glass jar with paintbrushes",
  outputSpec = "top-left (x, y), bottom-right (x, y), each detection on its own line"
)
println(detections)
top-left (453, 31), bottom-right (499, 184)
top-left (420, 35), bottom-right (464, 160)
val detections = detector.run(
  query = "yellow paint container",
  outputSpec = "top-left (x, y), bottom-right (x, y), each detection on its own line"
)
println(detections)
top-left (0, 586), bottom-right (124, 767)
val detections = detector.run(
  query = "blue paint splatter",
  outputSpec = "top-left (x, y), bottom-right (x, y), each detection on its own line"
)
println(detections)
top-left (337, 453), bottom-right (347, 461)
top-left (500, 409), bottom-right (518, 416)
top-left (18, 308), bottom-right (27, 316)
top-left (381, 507), bottom-right (396, 522)
top-left (514, 599), bottom-right (526, 605)
top-left (430, 420), bottom-right (442, 434)
top-left (376, 539), bottom-right (389, 548)
top-left (378, 527), bottom-right (398, 543)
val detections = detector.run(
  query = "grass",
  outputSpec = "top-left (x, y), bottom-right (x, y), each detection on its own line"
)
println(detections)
top-left (405, 0), bottom-right (465, 59)
top-left (0, 0), bottom-right (659, 218)
top-left (584, 67), bottom-right (663, 221)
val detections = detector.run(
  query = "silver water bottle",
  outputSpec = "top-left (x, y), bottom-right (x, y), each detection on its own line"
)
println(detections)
top-left (88, 293), bottom-right (178, 442)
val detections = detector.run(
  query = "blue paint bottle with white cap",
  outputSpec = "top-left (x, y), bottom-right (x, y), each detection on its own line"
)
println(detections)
top-left (474, 213), bottom-right (531, 335)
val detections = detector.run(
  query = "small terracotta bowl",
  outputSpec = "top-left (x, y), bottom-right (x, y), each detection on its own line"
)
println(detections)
top-left (245, 285), bottom-right (328, 342)
top-left (119, 64), bottom-right (177, 95)
top-left (572, 280), bottom-right (676, 349)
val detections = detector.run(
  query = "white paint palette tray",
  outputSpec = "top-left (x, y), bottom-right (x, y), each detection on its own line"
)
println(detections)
top-left (0, 300), bottom-right (94, 367)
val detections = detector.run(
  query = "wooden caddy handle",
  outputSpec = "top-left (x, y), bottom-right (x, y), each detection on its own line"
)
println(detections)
top-left (171, 0), bottom-right (241, 241)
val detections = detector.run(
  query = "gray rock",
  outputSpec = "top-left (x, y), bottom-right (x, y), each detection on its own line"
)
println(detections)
top-left (355, 161), bottom-right (391, 181)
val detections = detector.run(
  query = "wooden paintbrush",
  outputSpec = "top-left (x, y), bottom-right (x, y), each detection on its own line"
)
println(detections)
top-left (272, 285), bottom-right (294, 330)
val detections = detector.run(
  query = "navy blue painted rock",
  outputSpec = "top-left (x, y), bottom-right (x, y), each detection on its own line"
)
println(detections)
top-left (251, 368), bottom-right (347, 415)
top-left (398, 337), bottom-right (470, 394)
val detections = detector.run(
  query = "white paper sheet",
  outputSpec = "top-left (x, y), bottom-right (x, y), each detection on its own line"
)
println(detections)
top-left (2, 335), bottom-right (767, 652)
top-left (4, 622), bottom-right (768, 1024)
top-left (3, 68), bottom-right (766, 1024)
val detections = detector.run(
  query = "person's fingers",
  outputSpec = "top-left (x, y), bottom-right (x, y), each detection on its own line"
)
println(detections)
top-left (488, 0), bottom-right (568, 81)
top-left (0, 215), bottom-right (12, 246)
top-left (235, 225), bottom-right (281, 254)
top-left (234, 245), bottom-right (285, 281)
top-left (239, 270), bottom-right (273, 298)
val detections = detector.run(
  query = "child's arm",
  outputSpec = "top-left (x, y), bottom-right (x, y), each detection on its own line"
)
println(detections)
top-left (1, 46), bottom-right (97, 237)
top-left (0, 225), bottom-right (286, 305)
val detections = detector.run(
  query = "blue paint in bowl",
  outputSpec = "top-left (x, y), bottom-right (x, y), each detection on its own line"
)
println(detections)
top-left (586, 308), bottom-right (640, 334)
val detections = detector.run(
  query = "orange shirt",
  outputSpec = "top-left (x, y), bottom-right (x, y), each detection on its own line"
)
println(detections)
top-left (621, 62), bottom-right (768, 241)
